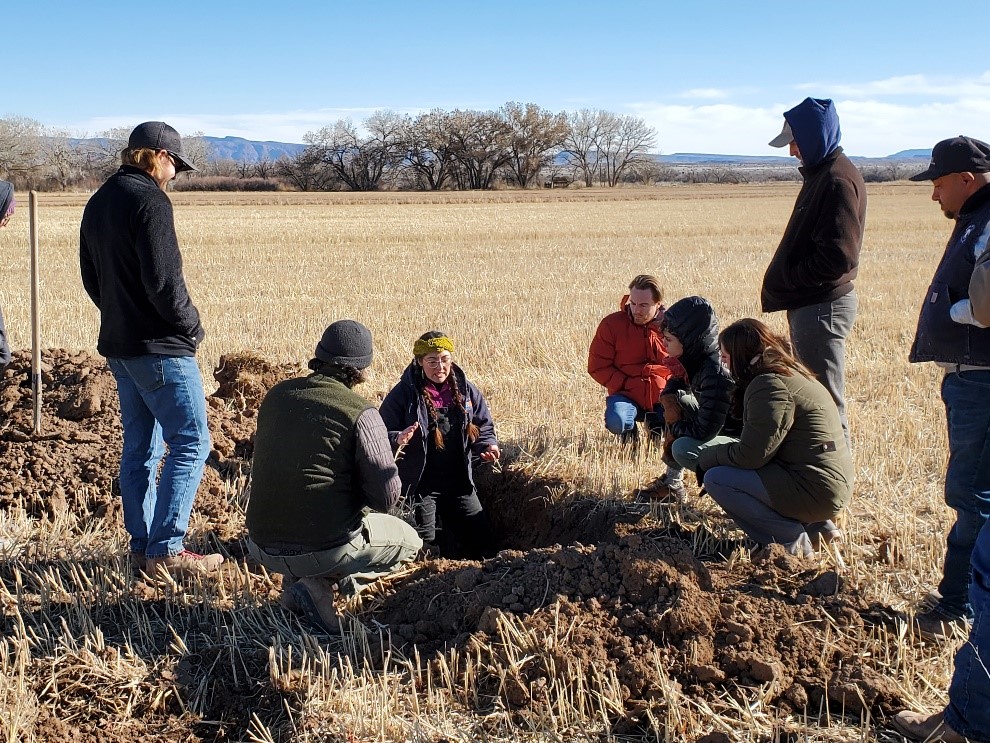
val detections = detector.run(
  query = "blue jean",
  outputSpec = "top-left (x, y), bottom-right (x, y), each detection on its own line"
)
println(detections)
top-left (787, 290), bottom-right (857, 450)
top-left (108, 355), bottom-right (211, 558)
top-left (945, 518), bottom-right (990, 741)
top-left (604, 394), bottom-right (664, 438)
top-left (937, 370), bottom-right (990, 618)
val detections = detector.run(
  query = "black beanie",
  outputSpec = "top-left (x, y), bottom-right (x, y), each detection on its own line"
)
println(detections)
top-left (315, 320), bottom-right (373, 369)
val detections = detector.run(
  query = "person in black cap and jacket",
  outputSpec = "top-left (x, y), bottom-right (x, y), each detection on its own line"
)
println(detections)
top-left (765, 98), bottom-right (867, 450)
top-left (247, 320), bottom-right (422, 633)
top-left (79, 122), bottom-right (222, 577)
top-left (0, 180), bottom-right (14, 370)
top-left (897, 137), bottom-right (990, 652)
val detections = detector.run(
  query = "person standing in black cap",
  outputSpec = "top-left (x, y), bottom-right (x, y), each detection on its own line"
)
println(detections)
top-left (79, 122), bottom-right (222, 576)
top-left (900, 136), bottom-right (990, 650)
top-left (246, 320), bottom-right (423, 634)
top-left (0, 180), bottom-right (15, 370)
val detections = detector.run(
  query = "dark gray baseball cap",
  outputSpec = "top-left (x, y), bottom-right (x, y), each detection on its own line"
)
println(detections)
top-left (127, 121), bottom-right (198, 172)
top-left (909, 136), bottom-right (990, 181)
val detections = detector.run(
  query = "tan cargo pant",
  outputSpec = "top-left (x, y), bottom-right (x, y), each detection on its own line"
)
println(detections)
top-left (248, 512), bottom-right (422, 596)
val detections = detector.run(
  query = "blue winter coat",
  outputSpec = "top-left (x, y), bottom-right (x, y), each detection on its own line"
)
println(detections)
top-left (379, 362), bottom-right (498, 498)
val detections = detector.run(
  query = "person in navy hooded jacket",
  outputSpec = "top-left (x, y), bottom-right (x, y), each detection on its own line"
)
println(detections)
top-left (764, 98), bottom-right (867, 450)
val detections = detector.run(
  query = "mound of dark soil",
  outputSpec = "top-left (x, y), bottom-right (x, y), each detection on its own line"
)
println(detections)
top-left (0, 350), bottom-right (298, 540)
top-left (0, 348), bottom-right (904, 739)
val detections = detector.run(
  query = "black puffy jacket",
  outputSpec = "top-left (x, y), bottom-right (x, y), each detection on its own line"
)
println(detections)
top-left (661, 296), bottom-right (735, 441)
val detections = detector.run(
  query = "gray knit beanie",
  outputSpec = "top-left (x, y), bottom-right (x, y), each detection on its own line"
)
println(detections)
top-left (315, 320), bottom-right (373, 369)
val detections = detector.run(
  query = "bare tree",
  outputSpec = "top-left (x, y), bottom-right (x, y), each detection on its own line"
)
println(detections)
top-left (402, 109), bottom-right (458, 190)
top-left (305, 111), bottom-right (406, 191)
top-left (562, 109), bottom-right (603, 187)
top-left (446, 109), bottom-right (512, 190)
top-left (501, 102), bottom-right (568, 188)
top-left (0, 115), bottom-right (43, 178)
top-left (277, 147), bottom-right (339, 191)
top-left (595, 113), bottom-right (657, 187)
top-left (40, 127), bottom-right (85, 189)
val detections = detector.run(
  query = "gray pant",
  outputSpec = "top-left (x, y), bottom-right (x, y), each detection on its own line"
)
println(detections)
top-left (787, 290), bottom-right (857, 450)
top-left (704, 465), bottom-right (814, 554)
top-left (670, 434), bottom-right (739, 473)
top-left (248, 512), bottom-right (422, 596)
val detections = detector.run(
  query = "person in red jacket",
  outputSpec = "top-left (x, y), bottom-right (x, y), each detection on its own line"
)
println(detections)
top-left (588, 275), bottom-right (685, 491)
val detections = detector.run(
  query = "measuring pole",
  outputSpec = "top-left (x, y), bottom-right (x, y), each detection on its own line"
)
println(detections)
top-left (29, 191), bottom-right (41, 434)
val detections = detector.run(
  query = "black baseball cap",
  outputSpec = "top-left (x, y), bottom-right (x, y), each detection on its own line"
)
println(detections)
top-left (127, 121), bottom-right (198, 173)
top-left (909, 135), bottom-right (990, 181)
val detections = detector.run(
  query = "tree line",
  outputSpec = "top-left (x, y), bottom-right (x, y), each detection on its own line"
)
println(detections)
top-left (1, 107), bottom-right (917, 192)
top-left (0, 104), bottom-right (658, 192)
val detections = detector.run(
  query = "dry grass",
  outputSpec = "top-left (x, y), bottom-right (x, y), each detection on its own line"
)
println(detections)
top-left (0, 182), bottom-right (963, 740)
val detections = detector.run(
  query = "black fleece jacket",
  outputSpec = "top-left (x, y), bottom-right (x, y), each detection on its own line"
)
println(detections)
top-left (661, 296), bottom-right (735, 441)
top-left (80, 166), bottom-right (204, 357)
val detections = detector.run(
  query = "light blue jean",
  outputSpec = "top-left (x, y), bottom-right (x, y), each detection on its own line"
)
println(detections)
top-left (937, 369), bottom-right (990, 619)
top-left (108, 355), bottom-right (211, 559)
top-left (604, 394), bottom-right (664, 439)
top-left (945, 518), bottom-right (990, 741)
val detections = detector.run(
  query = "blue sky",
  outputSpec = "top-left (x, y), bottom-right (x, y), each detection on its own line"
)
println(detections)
top-left (5, 0), bottom-right (988, 157)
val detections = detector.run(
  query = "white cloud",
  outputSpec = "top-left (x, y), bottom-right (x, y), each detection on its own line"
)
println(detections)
top-left (796, 70), bottom-right (990, 99)
top-left (626, 96), bottom-right (990, 157)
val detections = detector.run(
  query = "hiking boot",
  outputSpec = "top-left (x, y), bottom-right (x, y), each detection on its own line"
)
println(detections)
top-left (890, 709), bottom-right (967, 742)
top-left (784, 532), bottom-right (816, 559)
top-left (278, 577), bottom-right (301, 613)
top-left (918, 589), bottom-right (943, 612)
top-left (912, 605), bottom-right (972, 642)
top-left (291, 577), bottom-right (341, 633)
top-left (660, 469), bottom-right (687, 499)
top-left (146, 549), bottom-right (224, 577)
top-left (807, 521), bottom-right (844, 549)
top-left (636, 468), bottom-right (687, 503)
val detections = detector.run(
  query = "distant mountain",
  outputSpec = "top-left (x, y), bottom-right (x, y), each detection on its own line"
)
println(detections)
top-left (659, 151), bottom-right (930, 165)
top-left (659, 153), bottom-right (793, 165)
top-left (203, 136), bottom-right (305, 163)
top-left (888, 148), bottom-right (931, 159)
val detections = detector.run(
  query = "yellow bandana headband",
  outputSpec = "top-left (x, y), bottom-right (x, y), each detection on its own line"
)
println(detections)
top-left (413, 336), bottom-right (455, 357)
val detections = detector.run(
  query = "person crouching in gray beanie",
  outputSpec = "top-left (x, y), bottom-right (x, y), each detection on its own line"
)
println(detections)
top-left (246, 319), bottom-right (422, 634)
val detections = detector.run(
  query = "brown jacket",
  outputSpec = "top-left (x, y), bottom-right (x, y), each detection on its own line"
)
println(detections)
top-left (761, 150), bottom-right (866, 312)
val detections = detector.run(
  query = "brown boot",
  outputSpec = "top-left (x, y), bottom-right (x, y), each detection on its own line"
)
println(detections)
top-left (290, 577), bottom-right (341, 633)
top-left (146, 549), bottom-right (224, 577)
top-left (278, 577), bottom-right (301, 613)
top-left (890, 709), bottom-right (968, 742)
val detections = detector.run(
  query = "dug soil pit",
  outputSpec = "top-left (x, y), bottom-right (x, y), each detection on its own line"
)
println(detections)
top-left (1, 349), bottom-right (903, 738)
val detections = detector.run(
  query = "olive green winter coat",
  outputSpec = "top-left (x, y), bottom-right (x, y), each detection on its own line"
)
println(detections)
top-left (696, 371), bottom-right (852, 523)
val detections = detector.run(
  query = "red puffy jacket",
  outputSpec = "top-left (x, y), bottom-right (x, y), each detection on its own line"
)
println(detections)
top-left (588, 296), bottom-right (685, 410)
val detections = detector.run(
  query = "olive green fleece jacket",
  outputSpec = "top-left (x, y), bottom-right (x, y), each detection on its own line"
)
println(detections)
top-left (696, 371), bottom-right (853, 523)
top-left (247, 372), bottom-right (401, 550)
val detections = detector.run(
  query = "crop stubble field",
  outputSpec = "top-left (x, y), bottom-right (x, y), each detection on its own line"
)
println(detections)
top-left (0, 183), bottom-right (962, 741)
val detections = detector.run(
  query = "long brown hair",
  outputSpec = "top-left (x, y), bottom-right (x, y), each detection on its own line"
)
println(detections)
top-left (121, 147), bottom-right (169, 182)
top-left (719, 318), bottom-right (814, 412)
top-left (414, 330), bottom-right (479, 449)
